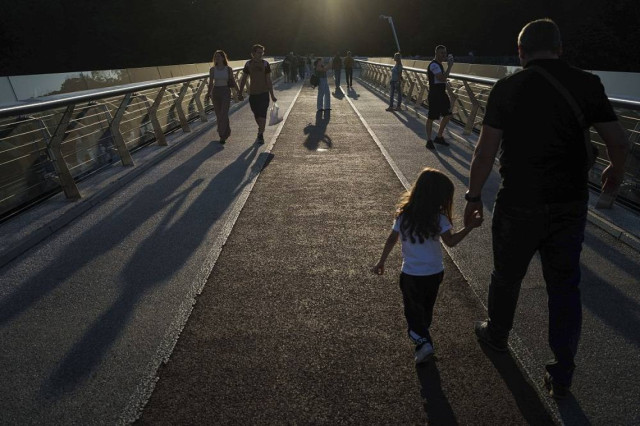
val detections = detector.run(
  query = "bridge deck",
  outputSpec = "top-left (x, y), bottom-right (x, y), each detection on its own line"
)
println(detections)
top-left (0, 75), bottom-right (638, 424)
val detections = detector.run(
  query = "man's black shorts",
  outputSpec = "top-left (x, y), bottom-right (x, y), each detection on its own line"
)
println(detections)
top-left (427, 85), bottom-right (452, 120)
top-left (249, 92), bottom-right (270, 119)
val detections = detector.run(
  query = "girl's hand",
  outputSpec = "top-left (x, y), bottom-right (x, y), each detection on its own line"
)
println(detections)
top-left (468, 210), bottom-right (484, 228)
top-left (372, 262), bottom-right (385, 275)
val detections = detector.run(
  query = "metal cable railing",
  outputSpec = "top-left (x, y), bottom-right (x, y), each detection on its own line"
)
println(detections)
top-left (357, 59), bottom-right (640, 211)
top-left (0, 62), bottom-right (282, 220)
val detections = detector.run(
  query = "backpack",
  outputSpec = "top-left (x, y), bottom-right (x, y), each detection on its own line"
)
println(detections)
top-left (310, 73), bottom-right (319, 88)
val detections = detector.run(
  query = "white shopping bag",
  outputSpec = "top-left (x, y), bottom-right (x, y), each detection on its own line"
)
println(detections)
top-left (268, 102), bottom-right (282, 126)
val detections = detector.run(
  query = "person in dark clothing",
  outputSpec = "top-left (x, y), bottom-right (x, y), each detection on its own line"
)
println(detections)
top-left (425, 45), bottom-right (454, 149)
top-left (344, 51), bottom-right (355, 89)
top-left (464, 18), bottom-right (629, 399)
top-left (332, 52), bottom-right (342, 89)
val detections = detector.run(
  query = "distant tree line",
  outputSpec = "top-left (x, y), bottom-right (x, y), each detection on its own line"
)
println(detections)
top-left (1, 0), bottom-right (638, 76)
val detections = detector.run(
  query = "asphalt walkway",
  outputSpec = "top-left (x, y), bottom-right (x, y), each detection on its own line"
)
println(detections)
top-left (136, 83), bottom-right (553, 424)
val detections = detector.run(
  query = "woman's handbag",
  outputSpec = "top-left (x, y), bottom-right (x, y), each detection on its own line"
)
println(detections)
top-left (310, 73), bottom-right (319, 88)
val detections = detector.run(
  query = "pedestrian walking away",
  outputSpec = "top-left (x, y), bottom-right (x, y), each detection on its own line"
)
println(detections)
top-left (314, 57), bottom-right (332, 112)
top-left (425, 45), bottom-right (454, 149)
top-left (238, 44), bottom-right (278, 144)
top-left (344, 51), bottom-right (355, 89)
top-left (464, 18), bottom-right (629, 400)
top-left (374, 168), bottom-right (483, 365)
top-left (386, 52), bottom-right (404, 111)
top-left (332, 52), bottom-right (343, 90)
top-left (207, 49), bottom-right (241, 145)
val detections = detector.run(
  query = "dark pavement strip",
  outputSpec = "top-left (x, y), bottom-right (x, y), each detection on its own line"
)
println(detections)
top-left (136, 85), bottom-right (555, 425)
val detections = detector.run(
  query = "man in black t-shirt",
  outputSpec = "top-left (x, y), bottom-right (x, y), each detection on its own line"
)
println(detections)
top-left (463, 19), bottom-right (629, 399)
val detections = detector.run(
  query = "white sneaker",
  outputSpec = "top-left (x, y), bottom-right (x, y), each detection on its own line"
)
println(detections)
top-left (415, 342), bottom-right (434, 364)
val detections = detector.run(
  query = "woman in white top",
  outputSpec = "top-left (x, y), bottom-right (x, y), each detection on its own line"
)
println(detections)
top-left (373, 168), bottom-right (483, 364)
top-left (207, 50), bottom-right (241, 144)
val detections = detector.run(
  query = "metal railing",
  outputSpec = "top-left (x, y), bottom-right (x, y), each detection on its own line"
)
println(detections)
top-left (357, 59), bottom-right (640, 211)
top-left (0, 62), bottom-right (282, 220)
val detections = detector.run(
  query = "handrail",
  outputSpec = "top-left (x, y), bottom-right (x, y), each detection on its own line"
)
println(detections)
top-left (0, 69), bottom-right (238, 119)
top-left (357, 59), bottom-right (640, 110)
top-left (0, 61), bottom-right (283, 220)
top-left (355, 58), bottom-right (640, 211)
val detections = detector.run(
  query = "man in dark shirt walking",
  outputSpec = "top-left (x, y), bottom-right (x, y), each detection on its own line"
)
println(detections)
top-left (464, 18), bottom-right (629, 399)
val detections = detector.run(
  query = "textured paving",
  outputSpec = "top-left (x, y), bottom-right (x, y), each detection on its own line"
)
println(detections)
top-left (137, 84), bottom-right (553, 425)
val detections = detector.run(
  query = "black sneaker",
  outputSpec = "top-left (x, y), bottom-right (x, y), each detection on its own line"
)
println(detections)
top-left (426, 139), bottom-right (435, 150)
top-left (543, 372), bottom-right (570, 399)
top-left (474, 320), bottom-right (508, 352)
top-left (256, 133), bottom-right (265, 144)
top-left (220, 139), bottom-right (226, 145)
top-left (434, 136), bottom-right (450, 146)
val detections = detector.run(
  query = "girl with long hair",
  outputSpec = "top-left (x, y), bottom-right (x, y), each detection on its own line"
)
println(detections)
top-left (207, 49), bottom-right (241, 144)
top-left (373, 168), bottom-right (483, 364)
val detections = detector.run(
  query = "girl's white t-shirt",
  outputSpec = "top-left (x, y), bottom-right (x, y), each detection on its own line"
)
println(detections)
top-left (392, 214), bottom-right (452, 276)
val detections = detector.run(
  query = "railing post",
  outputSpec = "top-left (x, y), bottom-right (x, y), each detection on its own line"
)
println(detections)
top-left (109, 93), bottom-right (135, 166)
top-left (462, 81), bottom-right (481, 135)
top-left (47, 105), bottom-right (81, 200)
top-left (149, 86), bottom-right (168, 146)
top-left (194, 78), bottom-right (208, 122)
top-left (174, 82), bottom-right (191, 133)
top-left (415, 78), bottom-right (427, 108)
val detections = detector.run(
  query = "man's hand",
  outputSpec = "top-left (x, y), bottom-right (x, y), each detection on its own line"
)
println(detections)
top-left (601, 164), bottom-right (625, 194)
top-left (464, 201), bottom-right (483, 227)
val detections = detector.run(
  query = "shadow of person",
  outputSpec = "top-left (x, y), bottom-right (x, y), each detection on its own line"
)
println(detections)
top-left (478, 345), bottom-right (564, 424)
top-left (333, 89), bottom-right (345, 100)
top-left (416, 360), bottom-right (457, 425)
top-left (29, 142), bottom-right (264, 397)
top-left (302, 110), bottom-right (332, 151)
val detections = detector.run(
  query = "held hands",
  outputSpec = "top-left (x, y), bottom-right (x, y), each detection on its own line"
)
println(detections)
top-left (464, 202), bottom-right (484, 228)
top-left (237, 93), bottom-right (244, 101)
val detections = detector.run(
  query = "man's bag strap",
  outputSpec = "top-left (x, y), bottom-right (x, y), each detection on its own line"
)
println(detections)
top-left (528, 65), bottom-right (595, 167)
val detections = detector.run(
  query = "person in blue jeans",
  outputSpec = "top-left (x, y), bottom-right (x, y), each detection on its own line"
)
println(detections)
top-left (314, 58), bottom-right (332, 111)
top-left (386, 52), bottom-right (403, 111)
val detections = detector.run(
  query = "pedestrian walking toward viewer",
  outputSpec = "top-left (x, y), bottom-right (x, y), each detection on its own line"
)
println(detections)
top-left (386, 52), bottom-right (404, 111)
top-left (332, 52), bottom-right (342, 90)
top-left (425, 45), bottom-right (454, 149)
top-left (374, 168), bottom-right (483, 364)
top-left (314, 57), bottom-right (332, 112)
top-left (464, 18), bottom-right (629, 399)
top-left (207, 50), bottom-right (241, 145)
top-left (344, 51), bottom-right (355, 89)
top-left (238, 44), bottom-right (277, 144)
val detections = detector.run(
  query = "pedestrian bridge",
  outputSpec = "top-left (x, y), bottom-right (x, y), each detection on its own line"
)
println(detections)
top-left (0, 61), bottom-right (639, 425)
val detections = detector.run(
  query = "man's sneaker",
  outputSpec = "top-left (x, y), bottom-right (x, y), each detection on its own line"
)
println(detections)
top-left (426, 139), bottom-right (435, 150)
top-left (543, 372), bottom-right (570, 399)
top-left (434, 136), bottom-right (450, 146)
top-left (386, 106), bottom-right (394, 111)
top-left (394, 106), bottom-right (402, 111)
top-left (220, 139), bottom-right (226, 145)
top-left (256, 133), bottom-right (265, 144)
top-left (415, 342), bottom-right (434, 364)
top-left (474, 320), bottom-right (508, 352)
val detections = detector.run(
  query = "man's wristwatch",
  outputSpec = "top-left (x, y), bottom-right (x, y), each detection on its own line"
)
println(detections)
top-left (465, 191), bottom-right (481, 203)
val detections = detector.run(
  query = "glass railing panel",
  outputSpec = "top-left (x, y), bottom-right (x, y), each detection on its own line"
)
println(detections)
top-left (83, 70), bottom-right (132, 90)
top-left (10, 72), bottom-right (88, 100)
top-left (127, 67), bottom-right (163, 84)
top-left (0, 78), bottom-right (17, 104)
